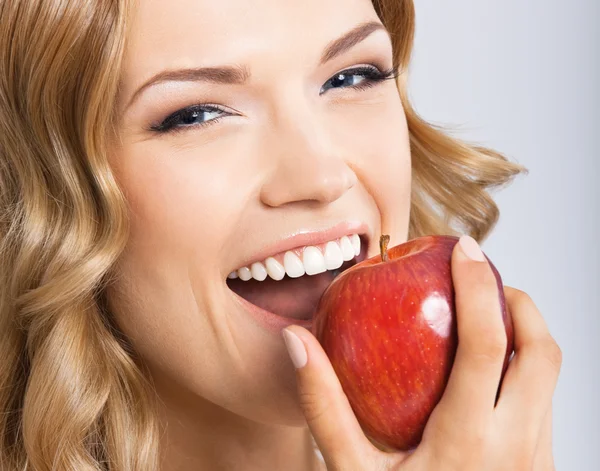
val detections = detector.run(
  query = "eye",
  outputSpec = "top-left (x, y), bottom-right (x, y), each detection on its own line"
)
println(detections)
top-left (319, 65), bottom-right (399, 95)
top-left (149, 104), bottom-right (229, 134)
top-left (150, 65), bottom-right (400, 135)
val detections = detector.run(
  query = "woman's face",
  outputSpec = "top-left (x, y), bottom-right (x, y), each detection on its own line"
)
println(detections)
top-left (107, 0), bottom-right (411, 425)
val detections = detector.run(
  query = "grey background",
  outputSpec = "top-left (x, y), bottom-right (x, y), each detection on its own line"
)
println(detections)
top-left (409, 1), bottom-right (599, 469)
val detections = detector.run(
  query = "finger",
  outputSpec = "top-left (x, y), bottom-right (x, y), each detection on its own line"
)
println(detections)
top-left (495, 288), bottom-right (562, 433)
top-left (532, 405), bottom-right (555, 471)
top-left (435, 236), bottom-right (508, 429)
top-left (282, 325), bottom-right (388, 470)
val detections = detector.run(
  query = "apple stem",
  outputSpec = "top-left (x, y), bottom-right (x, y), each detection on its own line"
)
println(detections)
top-left (379, 234), bottom-right (390, 262)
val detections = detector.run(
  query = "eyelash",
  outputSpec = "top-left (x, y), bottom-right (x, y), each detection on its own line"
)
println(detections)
top-left (149, 65), bottom-right (401, 135)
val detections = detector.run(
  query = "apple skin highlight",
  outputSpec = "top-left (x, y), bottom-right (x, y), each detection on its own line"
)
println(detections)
top-left (311, 235), bottom-right (514, 451)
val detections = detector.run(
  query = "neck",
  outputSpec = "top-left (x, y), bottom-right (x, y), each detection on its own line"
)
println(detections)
top-left (155, 383), bottom-right (325, 471)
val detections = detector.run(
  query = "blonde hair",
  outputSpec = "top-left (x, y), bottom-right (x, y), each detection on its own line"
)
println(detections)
top-left (0, 0), bottom-right (527, 469)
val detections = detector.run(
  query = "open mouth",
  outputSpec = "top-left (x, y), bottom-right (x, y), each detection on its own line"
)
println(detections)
top-left (225, 235), bottom-right (369, 321)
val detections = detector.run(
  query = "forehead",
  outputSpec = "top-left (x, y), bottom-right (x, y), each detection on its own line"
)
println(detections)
top-left (121, 0), bottom-right (380, 84)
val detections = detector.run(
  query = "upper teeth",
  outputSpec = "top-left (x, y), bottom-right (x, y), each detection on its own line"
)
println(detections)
top-left (227, 234), bottom-right (361, 282)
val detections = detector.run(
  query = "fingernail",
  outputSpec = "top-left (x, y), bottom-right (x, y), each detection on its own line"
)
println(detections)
top-left (282, 328), bottom-right (307, 369)
top-left (458, 234), bottom-right (485, 262)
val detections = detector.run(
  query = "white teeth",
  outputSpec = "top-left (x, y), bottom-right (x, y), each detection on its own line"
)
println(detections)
top-left (238, 266), bottom-right (252, 281)
top-left (340, 236), bottom-right (355, 261)
top-left (250, 262), bottom-right (268, 281)
top-left (351, 233), bottom-right (361, 257)
top-left (265, 257), bottom-right (286, 280)
top-left (324, 241), bottom-right (344, 270)
top-left (303, 246), bottom-right (327, 275)
top-left (283, 251), bottom-right (305, 278)
top-left (229, 233), bottom-right (364, 282)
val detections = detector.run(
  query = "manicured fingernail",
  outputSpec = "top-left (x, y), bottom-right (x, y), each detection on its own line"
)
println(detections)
top-left (282, 328), bottom-right (307, 369)
top-left (458, 234), bottom-right (485, 262)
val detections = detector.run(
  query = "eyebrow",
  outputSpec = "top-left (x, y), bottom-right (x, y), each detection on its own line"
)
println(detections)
top-left (123, 20), bottom-right (388, 111)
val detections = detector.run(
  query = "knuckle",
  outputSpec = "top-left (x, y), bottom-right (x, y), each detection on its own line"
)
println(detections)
top-left (538, 336), bottom-right (563, 371)
top-left (503, 285), bottom-right (518, 296)
top-left (505, 286), bottom-right (530, 301)
top-left (506, 287), bottom-right (535, 309)
top-left (464, 425), bottom-right (490, 450)
top-left (463, 326), bottom-right (508, 363)
top-left (298, 389), bottom-right (331, 424)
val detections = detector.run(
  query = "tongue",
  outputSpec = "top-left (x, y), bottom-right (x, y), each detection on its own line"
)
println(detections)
top-left (227, 271), bottom-right (336, 320)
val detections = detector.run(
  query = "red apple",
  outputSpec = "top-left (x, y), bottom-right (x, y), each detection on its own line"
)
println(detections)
top-left (311, 234), bottom-right (513, 451)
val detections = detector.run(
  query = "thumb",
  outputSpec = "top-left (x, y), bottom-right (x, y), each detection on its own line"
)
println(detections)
top-left (282, 325), bottom-right (384, 470)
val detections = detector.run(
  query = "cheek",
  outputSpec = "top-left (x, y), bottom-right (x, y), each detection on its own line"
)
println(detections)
top-left (104, 143), bottom-right (247, 348)
top-left (111, 144), bottom-right (246, 259)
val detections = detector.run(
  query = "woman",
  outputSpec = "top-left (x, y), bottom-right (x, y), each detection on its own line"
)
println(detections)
top-left (0, 0), bottom-right (562, 469)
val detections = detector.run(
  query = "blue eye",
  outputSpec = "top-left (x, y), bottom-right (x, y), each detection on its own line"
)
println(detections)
top-left (149, 104), bottom-right (228, 134)
top-left (319, 65), bottom-right (398, 94)
top-left (150, 65), bottom-right (400, 134)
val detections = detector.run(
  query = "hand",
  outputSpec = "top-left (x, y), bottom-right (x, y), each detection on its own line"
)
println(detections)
top-left (282, 235), bottom-right (562, 470)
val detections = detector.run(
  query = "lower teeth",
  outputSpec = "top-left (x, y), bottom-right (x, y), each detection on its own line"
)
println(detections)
top-left (331, 269), bottom-right (341, 278)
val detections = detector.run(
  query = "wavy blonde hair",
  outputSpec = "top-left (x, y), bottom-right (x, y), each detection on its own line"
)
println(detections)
top-left (0, 0), bottom-right (527, 469)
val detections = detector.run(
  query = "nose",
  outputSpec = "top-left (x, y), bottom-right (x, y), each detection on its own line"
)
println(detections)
top-left (259, 104), bottom-right (358, 207)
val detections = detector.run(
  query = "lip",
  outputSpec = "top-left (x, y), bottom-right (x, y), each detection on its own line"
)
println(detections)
top-left (228, 220), bottom-right (371, 274)
top-left (230, 290), bottom-right (314, 334)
